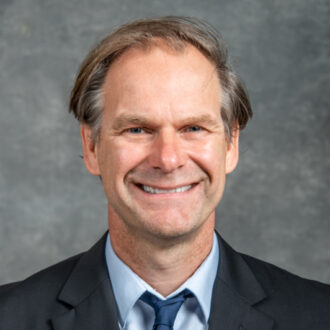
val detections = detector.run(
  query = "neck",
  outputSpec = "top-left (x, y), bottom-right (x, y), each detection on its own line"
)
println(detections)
top-left (108, 213), bottom-right (215, 297)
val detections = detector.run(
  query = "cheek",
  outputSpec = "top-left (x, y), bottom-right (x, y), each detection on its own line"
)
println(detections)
top-left (98, 141), bottom-right (149, 181)
top-left (188, 138), bottom-right (227, 179)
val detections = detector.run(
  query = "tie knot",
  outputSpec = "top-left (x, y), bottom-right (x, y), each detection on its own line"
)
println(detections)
top-left (140, 289), bottom-right (192, 329)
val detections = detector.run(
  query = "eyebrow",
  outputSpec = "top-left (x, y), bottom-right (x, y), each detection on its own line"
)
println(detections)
top-left (179, 114), bottom-right (220, 127)
top-left (111, 112), bottom-right (220, 130)
top-left (111, 114), bottom-right (152, 130)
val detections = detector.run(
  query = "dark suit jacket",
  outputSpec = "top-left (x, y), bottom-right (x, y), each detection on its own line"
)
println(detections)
top-left (0, 232), bottom-right (330, 330)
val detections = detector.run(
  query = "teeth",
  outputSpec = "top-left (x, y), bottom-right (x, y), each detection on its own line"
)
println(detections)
top-left (142, 184), bottom-right (192, 194)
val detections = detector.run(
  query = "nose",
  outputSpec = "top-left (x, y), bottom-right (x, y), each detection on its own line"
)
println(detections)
top-left (147, 129), bottom-right (187, 173)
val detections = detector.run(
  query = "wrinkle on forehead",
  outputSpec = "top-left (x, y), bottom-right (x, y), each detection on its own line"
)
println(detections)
top-left (105, 42), bottom-right (219, 89)
top-left (103, 42), bottom-right (221, 125)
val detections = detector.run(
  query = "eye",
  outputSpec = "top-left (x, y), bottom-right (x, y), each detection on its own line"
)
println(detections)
top-left (183, 125), bottom-right (203, 132)
top-left (126, 127), bottom-right (146, 134)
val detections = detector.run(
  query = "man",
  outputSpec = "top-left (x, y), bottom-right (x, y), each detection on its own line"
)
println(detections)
top-left (0, 16), bottom-right (329, 330)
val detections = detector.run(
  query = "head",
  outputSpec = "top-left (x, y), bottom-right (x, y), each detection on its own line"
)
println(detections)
top-left (69, 16), bottom-right (252, 144)
top-left (69, 17), bottom-right (253, 244)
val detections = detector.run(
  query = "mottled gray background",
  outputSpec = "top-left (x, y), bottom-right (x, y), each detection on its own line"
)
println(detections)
top-left (0, 0), bottom-right (329, 285)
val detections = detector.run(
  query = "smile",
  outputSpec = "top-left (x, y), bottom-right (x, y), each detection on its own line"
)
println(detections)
top-left (139, 184), bottom-right (193, 194)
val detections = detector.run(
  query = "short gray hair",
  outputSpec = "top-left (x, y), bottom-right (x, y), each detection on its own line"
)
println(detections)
top-left (69, 16), bottom-right (252, 142)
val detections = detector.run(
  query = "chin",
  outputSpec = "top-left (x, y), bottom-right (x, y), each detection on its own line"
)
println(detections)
top-left (137, 212), bottom-right (206, 241)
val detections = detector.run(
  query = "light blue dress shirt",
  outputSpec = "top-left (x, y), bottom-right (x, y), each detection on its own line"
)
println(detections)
top-left (105, 232), bottom-right (219, 330)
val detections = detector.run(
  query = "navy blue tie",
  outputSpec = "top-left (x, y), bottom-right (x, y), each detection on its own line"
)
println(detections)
top-left (140, 289), bottom-right (192, 330)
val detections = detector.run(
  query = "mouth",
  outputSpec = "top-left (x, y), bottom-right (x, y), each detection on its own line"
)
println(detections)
top-left (135, 183), bottom-right (196, 194)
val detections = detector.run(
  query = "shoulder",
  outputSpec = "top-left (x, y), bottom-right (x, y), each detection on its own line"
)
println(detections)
top-left (0, 233), bottom-right (109, 329)
top-left (241, 253), bottom-right (330, 327)
top-left (0, 252), bottom-right (83, 299)
top-left (242, 252), bottom-right (330, 295)
top-left (0, 252), bottom-right (83, 327)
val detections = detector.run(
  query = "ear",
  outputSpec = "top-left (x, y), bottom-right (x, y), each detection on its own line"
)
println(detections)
top-left (80, 125), bottom-right (101, 176)
top-left (225, 126), bottom-right (239, 174)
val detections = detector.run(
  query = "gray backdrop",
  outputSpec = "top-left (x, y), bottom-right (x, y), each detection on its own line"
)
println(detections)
top-left (0, 0), bottom-right (329, 285)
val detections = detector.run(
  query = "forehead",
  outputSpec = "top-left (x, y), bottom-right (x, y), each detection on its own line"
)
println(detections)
top-left (102, 42), bottom-right (221, 121)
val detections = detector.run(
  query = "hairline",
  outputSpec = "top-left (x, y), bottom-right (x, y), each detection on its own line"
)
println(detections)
top-left (92, 40), bottom-right (231, 143)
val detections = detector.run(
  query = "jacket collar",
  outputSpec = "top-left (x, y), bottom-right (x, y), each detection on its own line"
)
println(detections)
top-left (51, 231), bottom-right (274, 330)
top-left (208, 232), bottom-right (274, 330)
top-left (51, 232), bottom-right (119, 330)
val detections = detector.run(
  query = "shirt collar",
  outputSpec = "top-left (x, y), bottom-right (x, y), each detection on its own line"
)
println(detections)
top-left (105, 231), bottom-right (219, 326)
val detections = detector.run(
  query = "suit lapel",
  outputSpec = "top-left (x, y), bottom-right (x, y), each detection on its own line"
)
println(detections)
top-left (50, 231), bottom-right (274, 330)
top-left (51, 233), bottom-right (119, 330)
top-left (208, 233), bottom-right (274, 330)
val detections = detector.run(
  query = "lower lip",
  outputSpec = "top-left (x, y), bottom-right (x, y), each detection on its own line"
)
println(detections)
top-left (132, 183), bottom-right (199, 199)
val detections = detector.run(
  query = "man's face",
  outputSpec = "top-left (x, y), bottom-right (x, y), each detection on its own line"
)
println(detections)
top-left (82, 43), bottom-right (239, 241)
